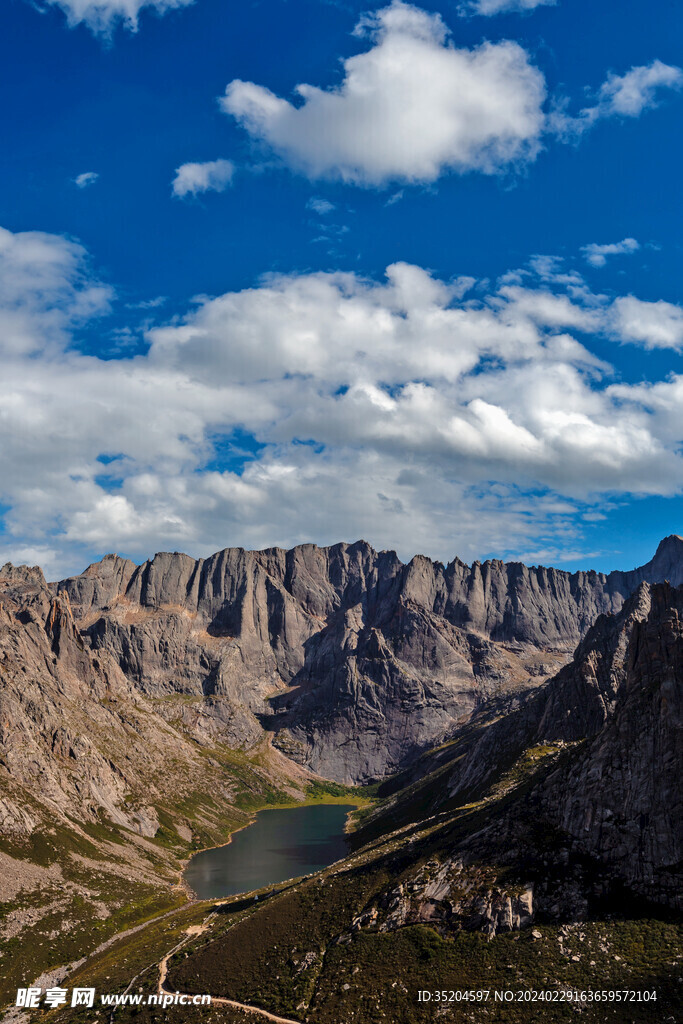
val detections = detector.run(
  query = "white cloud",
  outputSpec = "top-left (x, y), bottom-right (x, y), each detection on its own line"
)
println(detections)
top-left (612, 295), bottom-right (683, 350)
top-left (462, 0), bottom-right (555, 15)
top-left (306, 197), bottom-right (336, 215)
top-left (213, 4), bottom-right (679, 189)
top-left (551, 60), bottom-right (683, 137)
top-left (3, 224), bottom-right (683, 577)
top-left (172, 159), bottom-right (235, 198)
top-left (0, 545), bottom-right (64, 581)
top-left (74, 171), bottom-right (99, 189)
top-left (127, 295), bottom-right (166, 309)
top-left (581, 237), bottom-right (639, 268)
top-left (43, 0), bottom-right (194, 36)
top-left (220, 1), bottom-right (546, 185)
top-left (595, 60), bottom-right (683, 118)
top-left (0, 226), bottom-right (111, 357)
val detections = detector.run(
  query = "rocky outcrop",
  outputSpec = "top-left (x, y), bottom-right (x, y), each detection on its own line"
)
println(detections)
top-left (436, 581), bottom-right (660, 803)
top-left (539, 582), bottom-right (683, 908)
top-left (0, 564), bottom-right (287, 842)
top-left (368, 860), bottom-right (534, 938)
top-left (51, 536), bottom-right (683, 782)
top-left (390, 580), bottom-right (683, 912)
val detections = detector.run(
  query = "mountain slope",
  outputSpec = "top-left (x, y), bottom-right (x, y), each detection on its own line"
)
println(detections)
top-left (0, 563), bottom-right (314, 1002)
top-left (149, 582), bottom-right (683, 1023)
top-left (540, 581), bottom-right (683, 908)
top-left (357, 580), bottom-right (682, 909)
top-left (2, 541), bottom-right (682, 1018)
top-left (54, 534), bottom-right (683, 782)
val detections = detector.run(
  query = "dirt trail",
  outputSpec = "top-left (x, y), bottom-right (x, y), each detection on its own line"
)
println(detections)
top-left (157, 925), bottom-right (303, 1024)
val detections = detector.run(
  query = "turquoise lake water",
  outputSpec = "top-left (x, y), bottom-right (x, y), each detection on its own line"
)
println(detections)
top-left (183, 803), bottom-right (354, 900)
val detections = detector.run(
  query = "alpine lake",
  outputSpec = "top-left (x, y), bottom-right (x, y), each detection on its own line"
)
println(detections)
top-left (183, 803), bottom-right (355, 900)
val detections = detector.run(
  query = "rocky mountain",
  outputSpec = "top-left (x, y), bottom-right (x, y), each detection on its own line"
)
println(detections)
top-left (0, 561), bottom-right (312, 1003)
top-left (0, 563), bottom-right (173, 839)
top-left (153, 580), bottom-right (683, 1023)
top-left (0, 561), bottom-right (301, 841)
top-left (540, 581), bottom-right (682, 909)
top-left (2, 537), bottom-right (682, 1015)
top-left (361, 579), bottom-right (682, 911)
top-left (53, 534), bottom-right (683, 782)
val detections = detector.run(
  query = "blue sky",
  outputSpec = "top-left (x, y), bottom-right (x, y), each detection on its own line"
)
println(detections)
top-left (1, 0), bottom-right (682, 578)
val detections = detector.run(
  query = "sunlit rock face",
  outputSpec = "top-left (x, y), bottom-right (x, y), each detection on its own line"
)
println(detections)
top-left (50, 535), bottom-right (683, 783)
top-left (0, 562), bottom-right (252, 840)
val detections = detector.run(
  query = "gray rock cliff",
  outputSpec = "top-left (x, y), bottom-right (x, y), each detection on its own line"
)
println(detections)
top-left (52, 535), bottom-right (683, 782)
top-left (539, 582), bottom-right (682, 908)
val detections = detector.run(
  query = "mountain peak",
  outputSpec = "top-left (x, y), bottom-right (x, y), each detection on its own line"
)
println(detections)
top-left (646, 534), bottom-right (683, 586)
top-left (655, 533), bottom-right (683, 551)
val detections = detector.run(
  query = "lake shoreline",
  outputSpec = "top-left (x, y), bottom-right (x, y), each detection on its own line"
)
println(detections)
top-left (177, 792), bottom-right (369, 898)
top-left (182, 802), bottom-right (359, 901)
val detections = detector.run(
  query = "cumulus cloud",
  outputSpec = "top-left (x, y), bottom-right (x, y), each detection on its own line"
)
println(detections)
top-left (462, 0), bottom-right (556, 15)
top-left (594, 61), bottom-right (683, 118)
top-left (213, 3), bottom-right (680, 188)
top-left (220, 1), bottom-right (546, 185)
top-left (581, 237), bottom-right (640, 268)
top-left (0, 226), bottom-right (112, 357)
top-left (42, 0), bottom-right (194, 36)
top-left (74, 171), bottom-right (99, 189)
top-left (172, 159), bottom-right (235, 198)
top-left (3, 223), bottom-right (683, 576)
top-left (612, 296), bottom-right (683, 350)
top-left (551, 61), bottom-right (683, 137)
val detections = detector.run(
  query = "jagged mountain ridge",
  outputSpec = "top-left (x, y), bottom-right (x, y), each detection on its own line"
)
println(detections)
top-left (53, 534), bottom-right (683, 782)
top-left (57, 533), bottom-right (683, 644)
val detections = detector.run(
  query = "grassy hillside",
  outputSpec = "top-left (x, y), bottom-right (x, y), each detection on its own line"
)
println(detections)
top-left (0, 738), bottom-right (333, 1004)
top-left (41, 731), bottom-right (681, 1024)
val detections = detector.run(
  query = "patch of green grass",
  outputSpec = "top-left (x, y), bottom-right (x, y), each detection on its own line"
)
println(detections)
top-left (167, 863), bottom-right (391, 1018)
top-left (0, 880), bottom-right (184, 1005)
top-left (67, 812), bottom-right (128, 847)
top-left (52, 901), bottom-right (210, 1017)
top-left (308, 920), bottom-right (681, 1023)
top-left (306, 780), bottom-right (355, 800)
top-left (0, 822), bottom-right (104, 868)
